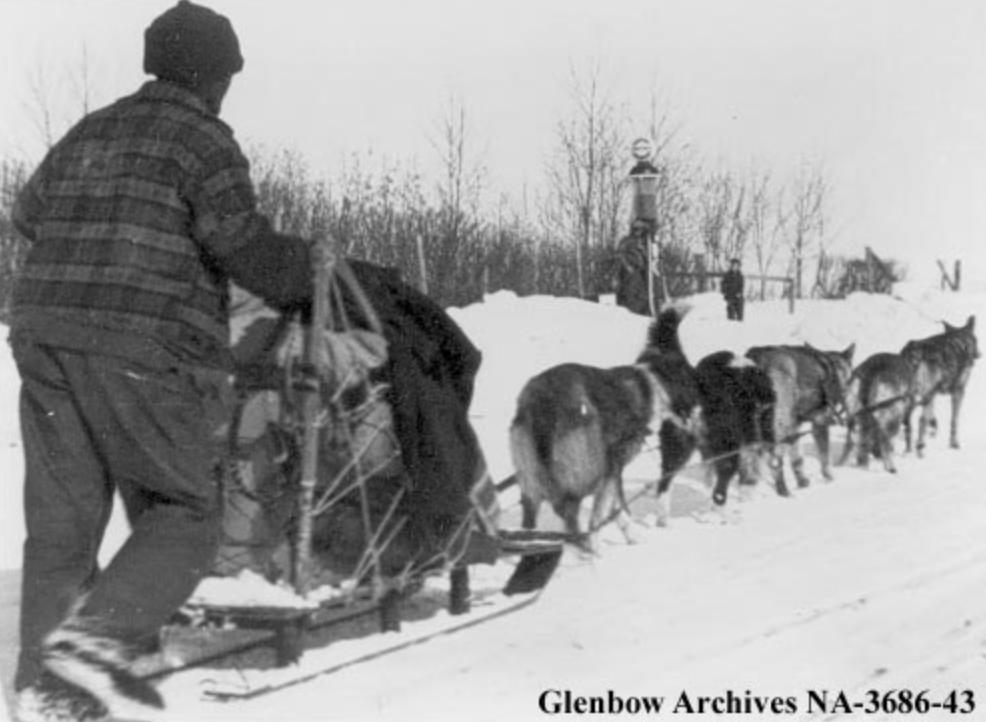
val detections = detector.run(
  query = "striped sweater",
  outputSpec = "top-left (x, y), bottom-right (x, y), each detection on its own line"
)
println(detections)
top-left (11, 80), bottom-right (311, 369)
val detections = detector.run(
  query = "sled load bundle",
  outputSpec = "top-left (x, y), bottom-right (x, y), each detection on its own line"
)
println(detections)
top-left (220, 249), bottom-right (501, 589)
top-left (169, 240), bottom-right (562, 681)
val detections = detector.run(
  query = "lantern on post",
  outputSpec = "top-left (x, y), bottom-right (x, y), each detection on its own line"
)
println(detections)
top-left (628, 137), bottom-right (661, 315)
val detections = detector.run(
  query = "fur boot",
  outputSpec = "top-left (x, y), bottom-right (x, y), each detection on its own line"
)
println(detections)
top-left (13, 671), bottom-right (108, 722)
top-left (40, 615), bottom-right (165, 720)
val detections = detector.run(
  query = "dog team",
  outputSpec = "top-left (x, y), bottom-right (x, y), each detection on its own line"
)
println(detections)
top-left (509, 305), bottom-right (979, 549)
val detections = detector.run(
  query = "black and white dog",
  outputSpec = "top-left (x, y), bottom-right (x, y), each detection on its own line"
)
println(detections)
top-left (509, 308), bottom-right (695, 548)
top-left (691, 351), bottom-right (776, 507)
top-left (509, 307), bottom-right (775, 547)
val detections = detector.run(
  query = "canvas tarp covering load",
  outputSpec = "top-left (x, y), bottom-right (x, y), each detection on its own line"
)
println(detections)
top-left (219, 258), bottom-right (499, 591)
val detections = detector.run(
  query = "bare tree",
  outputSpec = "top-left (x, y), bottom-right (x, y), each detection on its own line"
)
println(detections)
top-left (22, 45), bottom-right (101, 152)
top-left (426, 94), bottom-right (488, 297)
top-left (543, 58), bottom-right (629, 297)
top-left (644, 91), bottom-right (684, 166)
top-left (784, 162), bottom-right (828, 298)
top-left (696, 169), bottom-right (749, 271)
top-left (24, 61), bottom-right (59, 150)
top-left (69, 43), bottom-right (95, 118)
top-left (429, 95), bottom-right (487, 221)
top-left (745, 169), bottom-right (788, 298)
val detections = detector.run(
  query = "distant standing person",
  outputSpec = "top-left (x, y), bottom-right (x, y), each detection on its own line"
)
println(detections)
top-left (615, 219), bottom-right (652, 316)
top-left (722, 258), bottom-right (745, 321)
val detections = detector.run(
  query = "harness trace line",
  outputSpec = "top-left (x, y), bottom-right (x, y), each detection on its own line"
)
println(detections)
top-left (583, 388), bottom-right (916, 537)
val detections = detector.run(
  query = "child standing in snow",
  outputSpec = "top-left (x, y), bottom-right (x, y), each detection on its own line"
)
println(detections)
top-left (721, 258), bottom-right (745, 321)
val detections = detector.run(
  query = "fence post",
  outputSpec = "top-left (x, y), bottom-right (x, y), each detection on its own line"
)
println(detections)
top-left (695, 254), bottom-right (707, 293)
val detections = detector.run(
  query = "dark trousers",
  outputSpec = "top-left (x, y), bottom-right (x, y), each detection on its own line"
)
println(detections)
top-left (11, 336), bottom-right (227, 690)
top-left (726, 297), bottom-right (744, 321)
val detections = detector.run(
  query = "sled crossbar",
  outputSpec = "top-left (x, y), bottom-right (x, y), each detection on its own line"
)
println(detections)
top-left (177, 592), bottom-right (391, 669)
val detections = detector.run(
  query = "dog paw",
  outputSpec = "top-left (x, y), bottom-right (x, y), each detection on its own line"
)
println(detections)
top-left (652, 495), bottom-right (672, 528)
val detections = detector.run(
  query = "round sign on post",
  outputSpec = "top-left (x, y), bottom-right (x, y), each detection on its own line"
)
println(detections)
top-left (631, 137), bottom-right (654, 161)
top-left (629, 137), bottom-right (659, 222)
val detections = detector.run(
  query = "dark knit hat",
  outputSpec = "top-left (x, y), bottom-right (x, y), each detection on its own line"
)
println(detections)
top-left (144, 1), bottom-right (244, 87)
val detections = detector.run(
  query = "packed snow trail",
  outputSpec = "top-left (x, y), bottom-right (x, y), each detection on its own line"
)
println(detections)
top-left (2, 289), bottom-right (984, 721)
top-left (154, 435), bottom-right (986, 722)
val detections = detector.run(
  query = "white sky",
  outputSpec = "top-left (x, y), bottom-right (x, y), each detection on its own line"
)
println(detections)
top-left (1, 0), bottom-right (985, 286)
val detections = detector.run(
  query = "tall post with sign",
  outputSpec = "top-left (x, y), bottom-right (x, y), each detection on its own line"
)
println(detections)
top-left (628, 138), bottom-right (661, 316)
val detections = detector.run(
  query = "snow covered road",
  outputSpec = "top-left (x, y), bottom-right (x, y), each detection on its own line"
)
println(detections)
top-left (2, 288), bottom-right (984, 721)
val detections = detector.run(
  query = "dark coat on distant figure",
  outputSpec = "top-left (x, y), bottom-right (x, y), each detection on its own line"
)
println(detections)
top-left (615, 233), bottom-right (651, 316)
top-left (721, 269), bottom-right (745, 300)
top-left (721, 268), bottom-right (745, 321)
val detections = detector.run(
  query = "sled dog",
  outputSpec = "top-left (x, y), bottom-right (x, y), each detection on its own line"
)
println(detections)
top-left (509, 308), bottom-right (695, 547)
top-left (641, 318), bottom-right (776, 514)
top-left (839, 352), bottom-right (916, 473)
top-left (745, 343), bottom-right (855, 495)
top-left (900, 315), bottom-right (979, 455)
top-left (509, 307), bottom-right (777, 544)
top-left (692, 351), bottom-right (776, 505)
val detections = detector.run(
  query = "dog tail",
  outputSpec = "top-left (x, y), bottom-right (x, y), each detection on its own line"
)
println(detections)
top-left (512, 381), bottom-right (563, 468)
top-left (510, 374), bottom-right (606, 504)
top-left (510, 377), bottom-right (564, 502)
top-left (509, 407), bottom-right (552, 506)
top-left (646, 305), bottom-right (689, 357)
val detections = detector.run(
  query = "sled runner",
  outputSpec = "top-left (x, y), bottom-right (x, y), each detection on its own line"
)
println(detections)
top-left (164, 527), bottom-right (564, 672)
top-left (150, 239), bottom-right (565, 688)
top-left (197, 579), bottom-right (548, 702)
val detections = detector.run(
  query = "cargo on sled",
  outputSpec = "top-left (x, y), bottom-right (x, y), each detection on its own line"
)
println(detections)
top-left (167, 240), bottom-right (565, 671)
